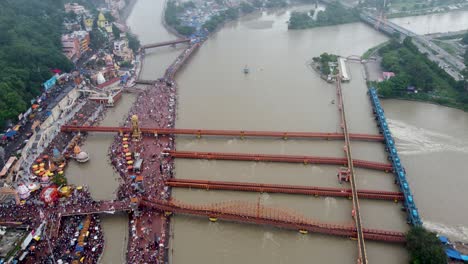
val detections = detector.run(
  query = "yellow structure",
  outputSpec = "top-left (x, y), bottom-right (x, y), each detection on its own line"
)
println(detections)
top-left (59, 186), bottom-right (72, 197)
top-left (84, 18), bottom-right (94, 31)
top-left (74, 145), bottom-right (81, 155)
top-left (97, 12), bottom-right (107, 28)
top-left (131, 115), bottom-right (142, 141)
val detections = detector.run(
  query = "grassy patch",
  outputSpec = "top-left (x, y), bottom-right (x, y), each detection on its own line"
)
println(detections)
top-left (362, 41), bottom-right (390, 59)
top-left (432, 40), bottom-right (457, 56)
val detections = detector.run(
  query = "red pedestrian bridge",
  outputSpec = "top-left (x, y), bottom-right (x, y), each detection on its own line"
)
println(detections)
top-left (60, 125), bottom-right (384, 142)
top-left (46, 197), bottom-right (405, 243)
top-left (166, 150), bottom-right (394, 172)
top-left (139, 198), bottom-right (406, 243)
top-left (166, 178), bottom-right (404, 201)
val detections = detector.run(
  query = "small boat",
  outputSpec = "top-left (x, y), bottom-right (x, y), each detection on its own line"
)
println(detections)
top-left (243, 65), bottom-right (250, 74)
top-left (209, 217), bottom-right (218, 222)
top-left (299, 230), bottom-right (308, 234)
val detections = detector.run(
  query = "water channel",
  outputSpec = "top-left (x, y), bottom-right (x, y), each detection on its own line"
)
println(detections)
top-left (64, 1), bottom-right (468, 262)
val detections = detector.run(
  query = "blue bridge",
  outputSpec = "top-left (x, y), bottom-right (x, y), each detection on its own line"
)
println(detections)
top-left (368, 88), bottom-right (422, 226)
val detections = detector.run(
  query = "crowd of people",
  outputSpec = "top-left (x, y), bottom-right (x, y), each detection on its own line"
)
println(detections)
top-left (98, 43), bottom-right (201, 263)
top-left (52, 214), bottom-right (104, 264)
top-left (2, 42), bottom-right (198, 263)
top-left (108, 77), bottom-right (179, 263)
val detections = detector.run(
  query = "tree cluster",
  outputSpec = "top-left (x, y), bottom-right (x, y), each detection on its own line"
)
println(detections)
top-left (240, 2), bottom-right (256, 14)
top-left (406, 226), bottom-right (447, 264)
top-left (288, 1), bottom-right (360, 29)
top-left (52, 172), bottom-right (68, 186)
top-left (0, 0), bottom-right (74, 129)
top-left (312, 53), bottom-right (338, 75)
top-left (203, 7), bottom-right (240, 33)
top-left (376, 38), bottom-right (468, 109)
top-left (165, 0), bottom-right (196, 36)
top-left (126, 32), bottom-right (140, 53)
top-left (462, 32), bottom-right (468, 45)
top-left (264, 0), bottom-right (287, 8)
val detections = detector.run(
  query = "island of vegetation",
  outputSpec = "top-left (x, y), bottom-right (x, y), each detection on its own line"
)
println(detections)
top-left (311, 52), bottom-right (339, 80)
top-left (373, 37), bottom-right (468, 111)
top-left (288, 1), bottom-right (360, 29)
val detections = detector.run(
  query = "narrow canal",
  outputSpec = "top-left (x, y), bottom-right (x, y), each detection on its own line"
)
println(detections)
top-left (64, 0), bottom-right (468, 262)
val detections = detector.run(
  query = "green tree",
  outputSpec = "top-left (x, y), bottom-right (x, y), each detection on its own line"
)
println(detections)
top-left (464, 49), bottom-right (468, 66)
top-left (240, 2), bottom-right (255, 13)
top-left (0, 0), bottom-right (74, 129)
top-left (120, 61), bottom-right (133, 68)
top-left (52, 173), bottom-right (68, 186)
top-left (252, 0), bottom-right (263, 8)
top-left (112, 24), bottom-right (121, 39)
top-left (175, 25), bottom-right (195, 36)
top-left (406, 226), bottom-right (447, 264)
top-left (462, 33), bottom-right (468, 45)
top-left (90, 28), bottom-right (107, 50)
top-left (288, 1), bottom-right (360, 29)
top-left (104, 11), bottom-right (115, 23)
top-left (126, 33), bottom-right (140, 52)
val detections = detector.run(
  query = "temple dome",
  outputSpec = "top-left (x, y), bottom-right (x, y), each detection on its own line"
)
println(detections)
top-left (76, 151), bottom-right (89, 163)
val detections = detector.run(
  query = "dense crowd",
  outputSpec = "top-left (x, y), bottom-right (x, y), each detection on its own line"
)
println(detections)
top-left (3, 43), bottom-right (196, 263)
top-left (109, 78), bottom-right (178, 263)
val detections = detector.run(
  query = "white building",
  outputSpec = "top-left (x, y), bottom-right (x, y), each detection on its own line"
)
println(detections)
top-left (113, 39), bottom-right (134, 61)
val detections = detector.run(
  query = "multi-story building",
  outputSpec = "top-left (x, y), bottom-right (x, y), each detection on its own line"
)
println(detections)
top-left (61, 31), bottom-right (90, 61)
top-left (64, 3), bottom-right (86, 14)
top-left (73, 30), bottom-right (91, 54)
top-left (61, 34), bottom-right (81, 61)
top-left (113, 39), bottom-right (134, 62)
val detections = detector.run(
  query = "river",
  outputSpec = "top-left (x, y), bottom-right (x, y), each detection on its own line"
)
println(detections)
top-left (68, 1), bottom-right (468, 263)
top-left (389, 10), bottom-right (468, 34)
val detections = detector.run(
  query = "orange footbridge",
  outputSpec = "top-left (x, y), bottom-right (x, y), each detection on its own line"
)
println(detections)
top-left (166, 179), bottom-right (404, 201)
top-left (166, 150), bottom-right (394, 172)
top-left (60, 125), bottom-right (384, 142)
top-left (140, 198), bottom-right (406, 243)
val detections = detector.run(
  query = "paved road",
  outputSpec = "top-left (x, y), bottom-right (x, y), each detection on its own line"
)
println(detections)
top-left (0, 81), bottom-right (76, 168)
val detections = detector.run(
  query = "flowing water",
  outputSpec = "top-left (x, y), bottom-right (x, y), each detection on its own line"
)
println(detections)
top-left (69, 0), bottom-right (468, 262)
top-left (389, 10), bottom-right (468, 34)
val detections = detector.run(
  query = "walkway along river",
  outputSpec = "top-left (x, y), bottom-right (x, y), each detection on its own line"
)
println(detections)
top-left (66, 1), bottom-right (468, 263)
